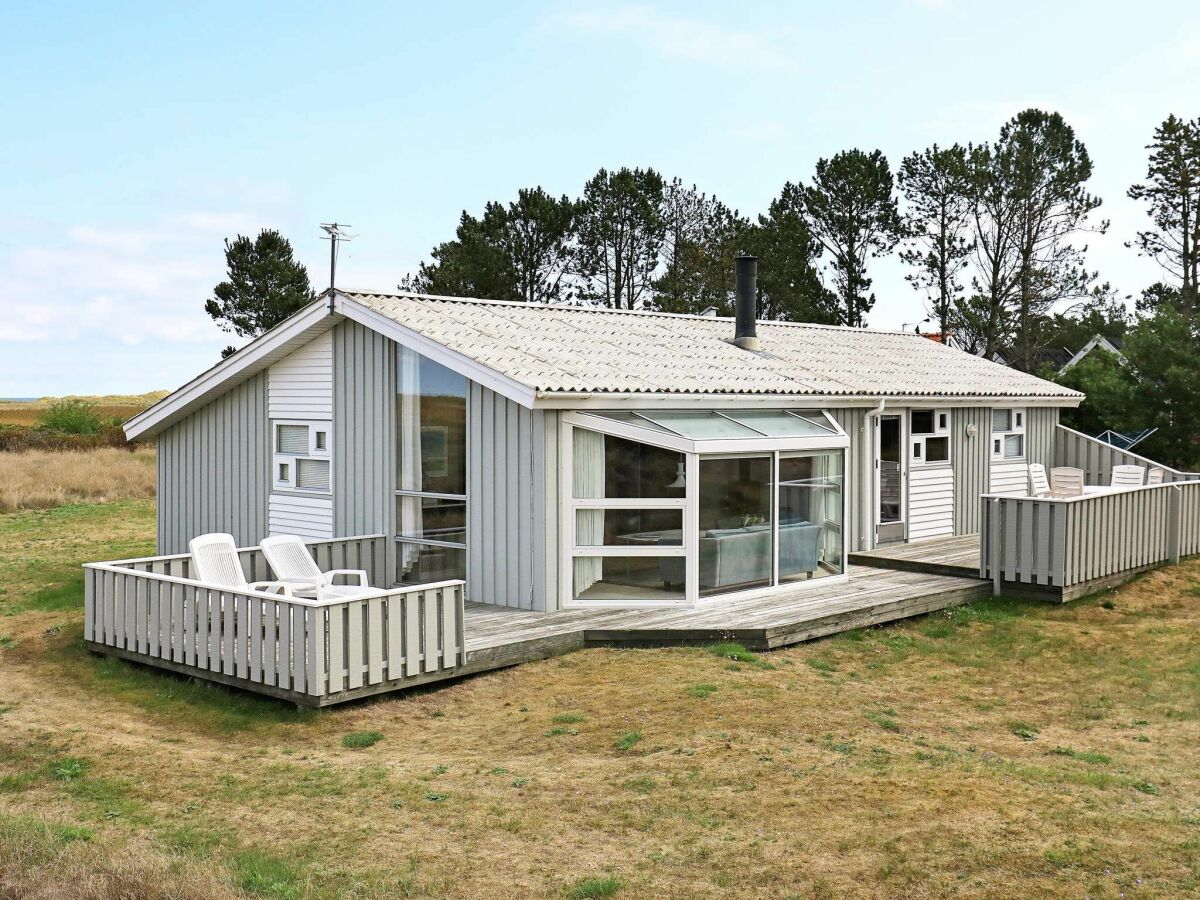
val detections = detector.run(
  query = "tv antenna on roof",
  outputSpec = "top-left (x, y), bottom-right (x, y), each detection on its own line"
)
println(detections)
top-left (319, 223), bottom-right (355, 310)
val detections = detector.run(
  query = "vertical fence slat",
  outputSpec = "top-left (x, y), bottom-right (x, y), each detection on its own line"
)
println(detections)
top-left (292, 605), bottom-right (307, 694)
top-left (423, 588), bottom-right (440, 672)
top-left (367, 597), bottom-right (383, 684)
top-left (276, 600), bottom-right (291, 690)
top-left (347, 600), bottom-right (364, 690)
top-left (405, 593), bottom-right (421, 677)
top-left (263, 598), bottom-right (278, 686)
top-left (386, 595), bottom-right (403, 680)
top-left (328, 604), bottom-right (345, 694)
top-left (441, 586), bottom-right (457, 670)
top-left (250, 598), bottom-right (263, 683)
top-left (306, 606), bottom-right (324, 697)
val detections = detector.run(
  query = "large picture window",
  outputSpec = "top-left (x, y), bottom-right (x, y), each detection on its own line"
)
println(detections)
top-left (395, 347), bottom-right (468, 585)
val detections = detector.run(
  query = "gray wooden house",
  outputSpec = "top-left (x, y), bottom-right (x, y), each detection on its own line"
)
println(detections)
top-left (125, 262), bottom-right (1082, 614)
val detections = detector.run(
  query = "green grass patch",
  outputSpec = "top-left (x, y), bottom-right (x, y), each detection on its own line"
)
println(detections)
top-left (544, 726), bottom-right (580, 737)
top-left (552, 712), bottom-right (586, 724)
top-left (614, 731), bottom-right (643, 752)
top-left (341, 731), bottom-right (383, 750)
top-left (704, 642), bottom-right (773, 669)
top-left (1050, 746), bottom-right (1112, 765)
top-left (686, 683), bottom-right (718, 699)
top-left (232, 848), bottom-right (307, 899)
top-left (1133, 780), bottom-right (1160, 795)
top-left (866, 712), bottom-right (901, 733)
top-left (623, 776), bottom-right (655, 794)
top-left (28, 570), bottom-right (87, 612)
top-left (566, 875), bottom-right (623, 898)
top-left (0, 635), bottom-right (14, 649)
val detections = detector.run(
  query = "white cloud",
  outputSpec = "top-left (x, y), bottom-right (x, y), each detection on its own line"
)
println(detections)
top-left (546, 4), bottom-right (796, 71)
top-left (0, 213), bottom-right (250, 351)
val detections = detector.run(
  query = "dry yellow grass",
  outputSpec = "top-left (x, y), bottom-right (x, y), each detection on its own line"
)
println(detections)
top-left (0, 392), bottom-right (166, 427)
top-left (0, 448), bottom-right (156, 512)
top-left (1, 501), bottom-right (1198, 898)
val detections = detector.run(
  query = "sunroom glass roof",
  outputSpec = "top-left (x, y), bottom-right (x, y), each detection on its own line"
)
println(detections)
top-left (589, 409), bottom-right (841, 441)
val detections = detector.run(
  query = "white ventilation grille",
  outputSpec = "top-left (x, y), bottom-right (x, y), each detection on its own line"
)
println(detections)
top-left (296, 458), bottom-right (330, 491)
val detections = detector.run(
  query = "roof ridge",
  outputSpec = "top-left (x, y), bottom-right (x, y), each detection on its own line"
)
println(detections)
top-left (335, 289), bottom-right (928, 337)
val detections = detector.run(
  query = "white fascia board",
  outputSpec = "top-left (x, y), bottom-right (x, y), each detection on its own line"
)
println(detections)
top-left (538, 392), bottom-right (1083, 410)
top-left (124, 300), bottom-right (336, 441)
top-left (334, 295), bottom-right (537, 409)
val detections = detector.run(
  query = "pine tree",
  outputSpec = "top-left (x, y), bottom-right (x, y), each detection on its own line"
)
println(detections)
top-left (205, 230), bottom-right (315, 358)
top-left (575, 167), bottom-right (666, 309)
top-left (800, 149), bottom-right (903, 327)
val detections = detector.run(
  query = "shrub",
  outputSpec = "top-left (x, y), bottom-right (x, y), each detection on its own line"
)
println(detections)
top-left (38, 399), bottom-right (105, 435)
top-left (0, 424), bottom-right (133, 452)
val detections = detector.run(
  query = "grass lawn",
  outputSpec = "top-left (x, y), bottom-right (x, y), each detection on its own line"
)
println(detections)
top-left (1, 500), bottom-right (1198, 898)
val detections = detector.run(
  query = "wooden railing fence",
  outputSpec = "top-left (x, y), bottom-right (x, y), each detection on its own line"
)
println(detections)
top-left (82, 535), bottom-right (464, 705)
top-left (981, 482), bottom-right (1200, 597)
top-left (1054, 424), bottom-right (1200, 485)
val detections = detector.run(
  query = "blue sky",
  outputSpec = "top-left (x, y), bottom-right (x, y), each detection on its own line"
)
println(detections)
top-left (2, 1), bottom-right (1198, 396)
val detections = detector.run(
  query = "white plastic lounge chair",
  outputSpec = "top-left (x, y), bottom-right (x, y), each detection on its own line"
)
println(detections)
top-left (1028, 463), bottom-right (1052, 498)
top-left (1146, 466), bottom-right (1165, 485)
top-left (1111, 464), bottom-right (1146, 487)
top-left (188, 533), bottom-right (308, 596)
top-left (259, 534), bottom-right (379, 601)
top-left (1050, 467), bottom-right (1085, 498)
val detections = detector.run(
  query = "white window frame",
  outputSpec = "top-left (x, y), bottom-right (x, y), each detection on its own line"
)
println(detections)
top-left (991, 407), bottom-right (1026, 460)
top-left (909, 408), bottom-right (951, 467)
top-left (272, 419), bottom-right (332, 493)
top-left (559, 414), bottom-right (849, 610)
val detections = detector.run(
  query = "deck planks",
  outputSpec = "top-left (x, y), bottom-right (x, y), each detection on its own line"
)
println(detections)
top-left (848, 534), bottom-right (982, 578)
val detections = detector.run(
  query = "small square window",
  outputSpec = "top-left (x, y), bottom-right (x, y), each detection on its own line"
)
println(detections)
top-left (991, 409), bottom-right (1012, 433)
top-left (938, 412), bottom-right (948, 431)
top-left (911, 410), bottom-right (935, 435)
top-left (913, 442), bottom-right (922, 459)
top-left (1014, 411), bottom-right (1024, 429)
top-left (926, 436), bottom-right (950, 463)
top-left (278, 462), bottom-right (290, 482)
top-left (314, 431), bottom-right (327, 451)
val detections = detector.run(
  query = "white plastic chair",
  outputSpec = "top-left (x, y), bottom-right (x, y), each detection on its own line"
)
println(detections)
top-left (1147, 467), bottom-right (1165, 485)
top-left (1111, 464), bottom-right (1146, 487)
top-left (260, 534), bottom-right (379, 601)
top-left (1050, 467), bottom-right (1085, 498)
top-left (1028, 463), bottom-right (1052, 498)
top-left (188, 533), bottom-right (307, 596)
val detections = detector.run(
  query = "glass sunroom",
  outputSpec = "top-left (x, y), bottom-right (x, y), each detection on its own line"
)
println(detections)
top-left (561, 409), bottom-right (849, 608)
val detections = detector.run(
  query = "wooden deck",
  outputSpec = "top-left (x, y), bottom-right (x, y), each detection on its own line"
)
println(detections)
top-left (456, 565), bottom-right (988, 680)
top-left (849, 534), bottom-right (982, 579)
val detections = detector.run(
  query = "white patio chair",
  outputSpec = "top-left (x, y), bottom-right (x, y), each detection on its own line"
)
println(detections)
top-left (188, 533), bottom-right (308, 596)
top-left (1028, 463), bottom-right (1052, 498)
top-left (1110, 464), bottom-right (1146, 487)
top-left (1147, 467), bottom-right (1165, 485)
top-left (260, 534), bottom-right (380, 601)
top-left (1049, 467), bottom-right (1085, 498)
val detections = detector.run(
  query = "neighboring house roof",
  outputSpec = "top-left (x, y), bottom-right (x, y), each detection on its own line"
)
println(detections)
top-left (1060, 334), bottom-right (1127, 373)
top-left (1029, 347), bottom-right (1075, 372)
top-left (126, 290), bottom-right (1082, 440)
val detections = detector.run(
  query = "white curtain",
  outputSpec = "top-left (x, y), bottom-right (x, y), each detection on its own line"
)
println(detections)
top-left (573, 428), bottom-right (605, 594)
top-left (398, 347), bottom-right (423, 570)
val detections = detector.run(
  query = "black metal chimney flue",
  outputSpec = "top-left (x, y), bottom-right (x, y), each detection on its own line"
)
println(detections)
top-left (734, 253), bottom-right (760, 351)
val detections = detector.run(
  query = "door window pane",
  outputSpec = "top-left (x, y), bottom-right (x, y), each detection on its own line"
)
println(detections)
top-left (573, 556), bottom-right (685, 603)
top-left (698, 456), bottom-right (773, 597)
top-left (397, 496), bottom-right (466, 544)
top-left (396, 542), bottom-right (465, 585)
top-left (779, 450), bottom-right (844, 582)
top-left (878, 416), bottom-right (902, 525)
top-left (575, 509), bottom-right (682, 546)
top-left (572, 430), bottom-right (685, 499)
top-left (398, 346), bottom-right (467, 495)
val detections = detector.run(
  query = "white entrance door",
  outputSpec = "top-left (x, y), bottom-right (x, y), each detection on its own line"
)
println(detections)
top-left (874, 413), bottom-right (906, 545)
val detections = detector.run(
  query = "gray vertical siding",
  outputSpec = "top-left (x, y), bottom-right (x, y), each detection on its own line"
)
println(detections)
top-left (1025, 406), bottom-right (1058, 472)
top-left (466, 384), bottom-right (558, 611)
top-left (332, 320), bottom-right (396, 538)
top-left (156, 372), bottom-right (269, 554)
top-left (828, 407), bottom-right (867, 553)
top-left (952, 407), bottom-right (991, 535)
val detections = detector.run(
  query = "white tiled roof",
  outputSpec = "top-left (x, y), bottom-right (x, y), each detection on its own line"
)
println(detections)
top-left (341, 290), bottom-right (1082, 400)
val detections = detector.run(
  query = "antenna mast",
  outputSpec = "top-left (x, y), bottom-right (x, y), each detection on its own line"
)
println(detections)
top-left (319, 222), bottom-right (354, 313)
